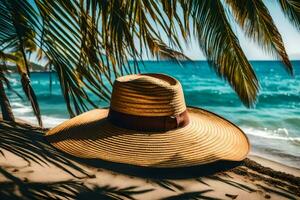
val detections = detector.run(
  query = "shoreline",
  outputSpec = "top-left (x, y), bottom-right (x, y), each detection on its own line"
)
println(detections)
top-left (0, 120), bottom-right (300, 199)
top-left (249, 154), bottom-right (300, 175)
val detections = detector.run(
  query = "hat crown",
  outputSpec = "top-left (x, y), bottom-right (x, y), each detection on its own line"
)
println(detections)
top-left (110, 74), bottom-right (186, 116)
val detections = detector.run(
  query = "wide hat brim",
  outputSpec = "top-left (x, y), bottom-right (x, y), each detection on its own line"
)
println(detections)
top-left (46, 107), bottom-right (250, 168)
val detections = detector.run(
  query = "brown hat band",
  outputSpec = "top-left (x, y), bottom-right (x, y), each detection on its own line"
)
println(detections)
top-left (108, 109), bottom-right (190, 132)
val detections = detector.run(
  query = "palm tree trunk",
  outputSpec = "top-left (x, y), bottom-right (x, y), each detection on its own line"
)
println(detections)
top-left (0, 79), bottom-right (15, 122)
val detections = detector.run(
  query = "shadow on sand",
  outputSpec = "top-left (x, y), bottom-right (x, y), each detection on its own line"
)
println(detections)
top-left (73, 156), bottom-right (242, 179)
top-left (0, 165), bottom-right (154, 200)
top-left (1, 121), bottom-right (299, 200)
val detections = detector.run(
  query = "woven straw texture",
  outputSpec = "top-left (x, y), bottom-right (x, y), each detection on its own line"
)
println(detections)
top-left (46, 74), bottom-right (249, 168)
top-left (110, 74), bottom-right (186, 116)
top-left (46, 108), bottom-right (249, 167)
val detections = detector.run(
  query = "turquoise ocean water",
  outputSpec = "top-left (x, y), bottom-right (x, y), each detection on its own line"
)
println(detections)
top-left (6, 61), bottom-right (300, 168)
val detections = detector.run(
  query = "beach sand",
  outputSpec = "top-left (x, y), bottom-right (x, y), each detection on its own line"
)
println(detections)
top-left (0, 120), bottom-right (299, 200)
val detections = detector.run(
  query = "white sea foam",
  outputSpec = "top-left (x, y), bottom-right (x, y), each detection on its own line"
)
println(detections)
top-left (10, 102), bottom-right (25, 107)
top-left (11, 103), bottom-right (32, 114)
top-left (18, 115), bottom-right (67, 128)
top-left (9, 100), bottom-right (65, 127)
top-left (6, 77), bottom-right (18, 85)
top-left (242, 126), bottom-right (300, 145)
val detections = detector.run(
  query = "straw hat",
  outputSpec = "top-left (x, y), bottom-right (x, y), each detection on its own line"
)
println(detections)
top-left (46, 74), bottom-right (250, 168)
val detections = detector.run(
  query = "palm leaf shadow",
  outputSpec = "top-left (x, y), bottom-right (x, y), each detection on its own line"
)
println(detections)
top-left (150, 179), bottom-right (184, 192)
top-left (160, 189), bottom-right (220, 200)
top-left (0, 166), bottom-right (85, 200)
top-left (207, 175), bottom-right (256, 193)
top-left (0, 121), bottom-right (155, 199)
top-left (0, 166), bottom-right (152, 200)
top-left (76, 186), bottom-right (153, 200)
top-left (0, 121), bottom-right (91, 178)
top-left (195, 178), bottom-right (210, 186)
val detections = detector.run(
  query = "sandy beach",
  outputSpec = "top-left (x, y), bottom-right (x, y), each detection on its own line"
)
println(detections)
top-left (0, 120), bottom-right (299, 200)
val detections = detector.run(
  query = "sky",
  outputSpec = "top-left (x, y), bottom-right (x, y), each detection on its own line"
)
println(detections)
top-left (181, 2), bottom-right (300, 60)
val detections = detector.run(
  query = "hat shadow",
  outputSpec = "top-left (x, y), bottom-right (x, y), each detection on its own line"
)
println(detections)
top-left (72, 155), bottom-right (243, 179)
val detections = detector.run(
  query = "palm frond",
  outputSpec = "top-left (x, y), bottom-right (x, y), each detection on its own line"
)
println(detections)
top-left (20, 73), bottom-right (43, 127)
top-left (186, 0), bottom-right (259, 107)
top-left (226, 0), bottom-right (293, 75)
top-left (0, 61), bottom-right (15, 122)
top-left (0, 0), bottom-right (42, 126)
top-left (0, 0), bottom-right (298, 121)
top-left (31, 0), bottom-right (190, 116)
top-left (32, 0), bottom-right (104, 116)
top-left (277, 0), bottom-right (300, 30)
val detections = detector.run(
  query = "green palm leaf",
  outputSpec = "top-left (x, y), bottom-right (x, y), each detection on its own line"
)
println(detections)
top-left (0, 61), bottom-right (15, 122)
top-left (0, 0), bottom-right (42, 126)
top-left (0, 0), bottom-right (298, 124)
top-left (32, 0), bottom-right (190, 116)
top-left (226, 0), bottom-right (293, 75)
top-left (186, 0), bottom-right (259, 107)
top-left (277, 0), bottom-right (300, 30)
